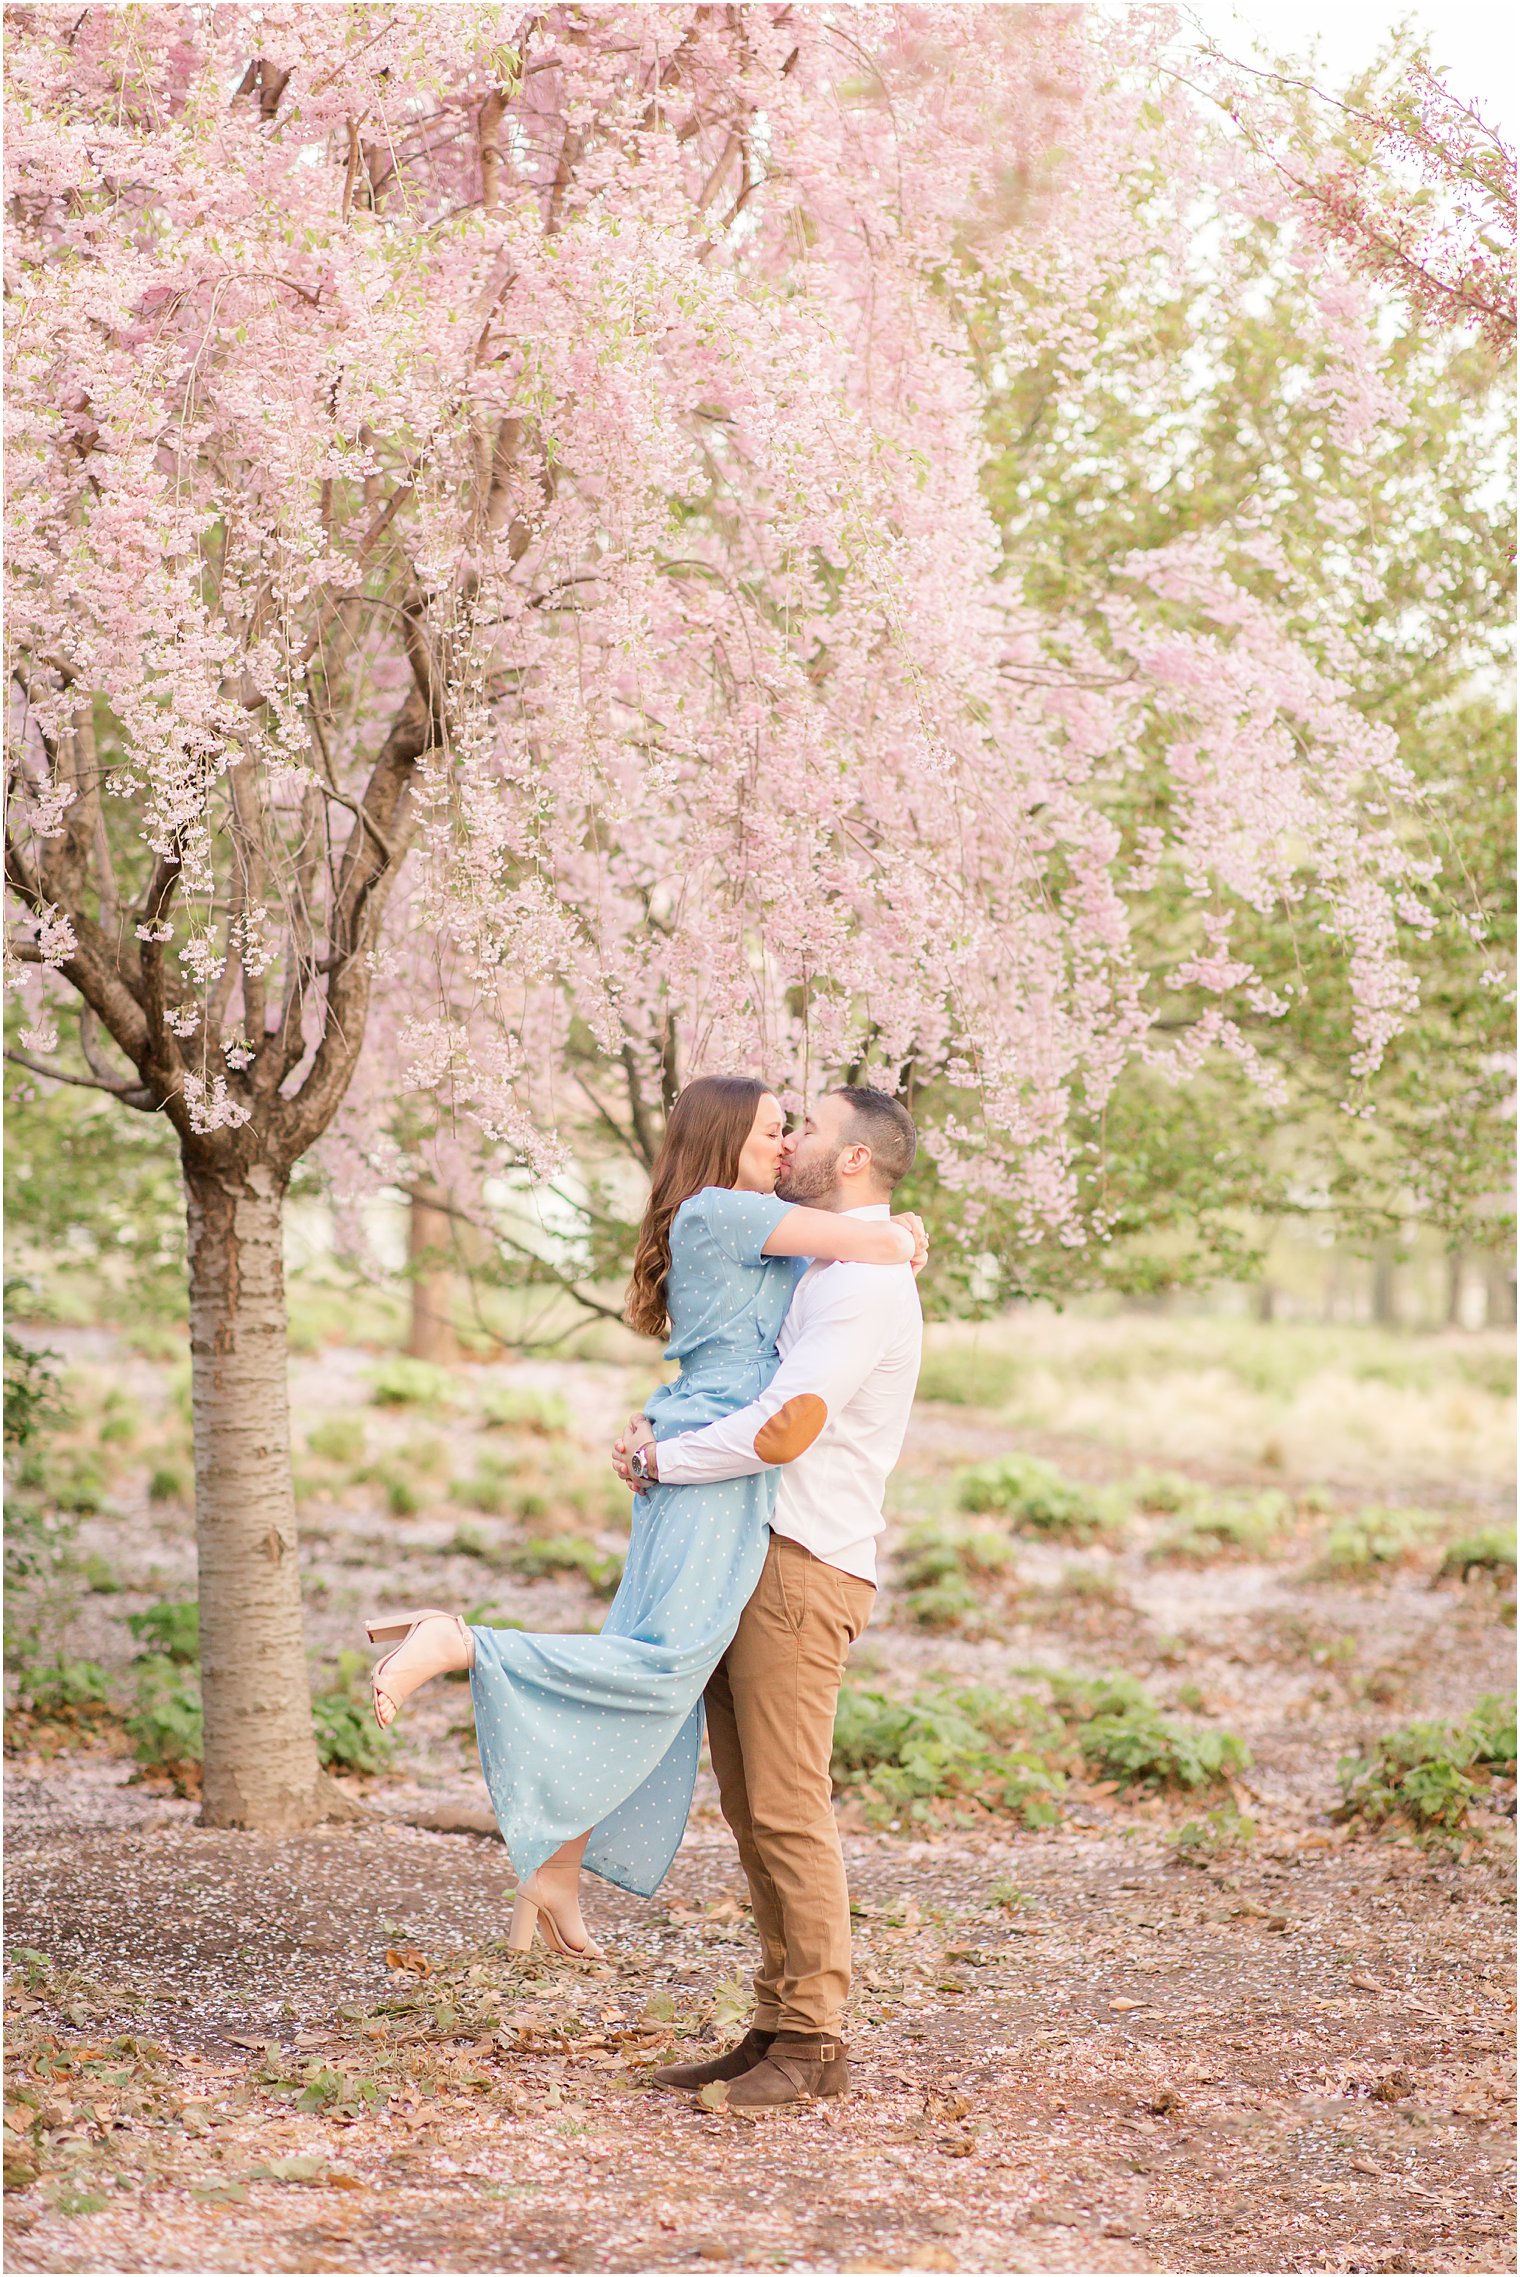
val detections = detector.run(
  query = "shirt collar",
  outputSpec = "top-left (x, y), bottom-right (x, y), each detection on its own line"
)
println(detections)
top-left (841, 1201), bottom-right (891, 1219)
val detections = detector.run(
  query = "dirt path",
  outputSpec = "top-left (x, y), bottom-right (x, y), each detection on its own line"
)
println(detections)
top-left (4, 1755), bottom-right (1514, 2275)
top-left (4, 1331), bottom-right (1515, 2273)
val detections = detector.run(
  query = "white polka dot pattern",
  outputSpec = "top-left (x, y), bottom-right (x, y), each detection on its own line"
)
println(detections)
top-left (468, 1188), bottom-right (803, 1897)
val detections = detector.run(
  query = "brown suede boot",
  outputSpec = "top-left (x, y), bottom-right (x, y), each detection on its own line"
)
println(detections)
top-left (725, 2032), bottom-right (849, 2109)
top-left (651, 2027), bottom-right (775, 2091)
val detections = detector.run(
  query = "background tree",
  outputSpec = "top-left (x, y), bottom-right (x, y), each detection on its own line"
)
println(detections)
top-left (7, 7), bottom-right (1433, 1827)
top-left (938, 32), bottom-right (1516, 1305)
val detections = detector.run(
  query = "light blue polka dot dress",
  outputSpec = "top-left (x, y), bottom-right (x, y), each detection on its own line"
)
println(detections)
top-left (468, 1186), bottom-right (803, 1896)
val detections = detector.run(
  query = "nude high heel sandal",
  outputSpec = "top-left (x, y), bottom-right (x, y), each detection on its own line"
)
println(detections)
top-left (364, 1608), bottom-right (467, 1730)
top-left (508, 1884), bottom-right (606, 1962)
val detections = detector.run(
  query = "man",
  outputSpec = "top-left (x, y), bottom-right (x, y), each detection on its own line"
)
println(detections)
top-left (613, 1086), bottom-right (923, 2111)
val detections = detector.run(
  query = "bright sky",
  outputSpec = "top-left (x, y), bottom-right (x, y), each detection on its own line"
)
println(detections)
top-left (1181, 0), bottom-right (1517, 142)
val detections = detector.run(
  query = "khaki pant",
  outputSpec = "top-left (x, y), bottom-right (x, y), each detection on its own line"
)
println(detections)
top-left (704, 1532), bottom-right (875, 2038)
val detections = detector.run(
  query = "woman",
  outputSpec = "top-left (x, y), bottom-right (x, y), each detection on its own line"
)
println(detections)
top-left (364, 1076), bottom-right (924, 1958)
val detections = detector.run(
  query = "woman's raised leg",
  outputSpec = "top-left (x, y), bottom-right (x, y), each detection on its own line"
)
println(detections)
top-left (365, 1610), bottom-right (474, 1728)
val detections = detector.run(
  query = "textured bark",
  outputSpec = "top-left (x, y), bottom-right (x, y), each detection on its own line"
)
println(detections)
top-left (407, 1188), bottom-right (459, 1365)
top-left (186, 1158), bottom-right (327, 1830)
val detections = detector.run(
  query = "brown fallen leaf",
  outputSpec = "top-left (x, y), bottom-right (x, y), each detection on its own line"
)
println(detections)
top-left (385, 1947), bottom-right (433, 1977)
top-left (1349, 1975), bottom-right (1382, 1994)
top-left (1109, 1998), bottom-right (1147, 2013)
top-left (697, 2080), bottom-right (729, 2111)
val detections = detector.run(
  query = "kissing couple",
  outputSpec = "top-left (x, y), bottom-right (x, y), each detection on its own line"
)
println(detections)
top-left (364, 1075), bottom-right (925, 2110)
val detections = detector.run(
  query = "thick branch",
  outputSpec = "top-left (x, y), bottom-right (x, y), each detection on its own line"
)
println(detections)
top-left (5, 830), bottom-right (155, 1075)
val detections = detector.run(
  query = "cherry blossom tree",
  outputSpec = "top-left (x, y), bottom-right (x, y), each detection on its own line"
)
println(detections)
top-left (1197, 44), bottom-right (1515, 354)
top-left (5, 4), bottom-right (1429, 1827)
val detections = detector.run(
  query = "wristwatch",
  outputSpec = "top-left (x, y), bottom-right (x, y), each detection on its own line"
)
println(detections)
top-left (629, 1443), bottom-right (655, 1483)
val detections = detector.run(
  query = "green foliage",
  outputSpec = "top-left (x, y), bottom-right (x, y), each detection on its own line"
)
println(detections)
top-left (1338, 1695), bottom-right (1518, 1836)
top-left (913, 1349), bottom-right (1019, 1408)
top-left (894, 1519), bottom-right (1018, 1631)
top-left (454, 1453), bottom-right (522, 1515)
top-left (2, 1324), bottom-right (83, 1671)
top-left (369, 1357), bottom-right (458, 1410)
top-left (1049, 1672), bottom-right (1252, 1790)
top-left (4, 1056), bottom-right (187, 1323)
top-left (146, 1461), bottom-right (187, 1504)
top-left (1171, 1804), bottom-right (1258, 1863)
top-left (259, 2061), bottom-right (389, 2117)
top-left (503, 1536), bottom-right (624, 1598)
top-left (1129, 1470), bottom-right (1197, 1514)
top-left (307, 1416), bottom-right (366, 1465)
top-left (125, 1655), bottom-right (203, 1777)
top-left (1434, 1529), bottom-right (1517, 1584)
top-left (985, 1878), bottom-right (1038, 1915)
top-left (957, 1453), bottom-right (1106, 1540)
top-left (77, 1551), bottom-right (123, 1595)
top-left (312, 1651), bottom-right (393, 1775)
top-left (464, 1603), bottom-right (525, 1631)
top-left (831, 1684), bottom-right (1065, 1831)
top-left (480, 1383), bottom-right (573, 1436)
top-left (125, 1600), bottom-right (199, 1664)
top-left (1084, 1703), bottom-right (1250, 1791)
top-left (1037, 1563), bottom-right (1130, 1621)
top-left (1311, 1505), bottom-right (1449, 1580)
top-left (1150, 1492), bottom-right (1293, 1564)
top-left (4, 1310), bottom-right (67, 1450)
top-left (12, 1658), bottom-right (110, 1715)
top-left (967, 128), bottom-right (1516, 1288)
top-left (831, 1667), bottom-right (1250, 1831)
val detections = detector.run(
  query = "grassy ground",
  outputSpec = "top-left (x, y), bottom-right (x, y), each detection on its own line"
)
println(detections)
top-left (3, 1310), bottom-right (1514, 2275)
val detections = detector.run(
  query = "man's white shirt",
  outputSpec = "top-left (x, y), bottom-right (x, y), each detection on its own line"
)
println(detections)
top-left (653, 1202), bottom-right (923, 1584)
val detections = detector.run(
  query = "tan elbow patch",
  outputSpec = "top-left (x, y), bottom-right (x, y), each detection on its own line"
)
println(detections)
top-left (754, 1394), bottom-right (828, 1463)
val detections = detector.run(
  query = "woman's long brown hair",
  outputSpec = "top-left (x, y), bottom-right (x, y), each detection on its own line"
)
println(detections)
top-left (625, 1076), bottom-right (770, 1340)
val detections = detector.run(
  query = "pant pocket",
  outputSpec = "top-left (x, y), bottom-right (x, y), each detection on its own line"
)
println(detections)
top-left (840, 1578), bottom-right (875, 1647)
top-left (773, 1540), bottom-right (810, 1633)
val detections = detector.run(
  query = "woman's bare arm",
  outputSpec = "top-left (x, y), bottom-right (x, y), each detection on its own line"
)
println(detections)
top-left (761, 1207), bottom-right (922, 1265)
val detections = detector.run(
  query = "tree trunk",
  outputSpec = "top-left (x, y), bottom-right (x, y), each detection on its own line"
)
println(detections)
top-left (408, 1187), bottom-right (459, 1364)
top-left (1483, 1253), bottom-right (1517, 1328)
top-left (185, 1157), bottom-right (327, 1830)
top-left (1446, 1248), bottom-right (1466, 1328)
top-left (1371, 1243), bottom-right (1398, 1328)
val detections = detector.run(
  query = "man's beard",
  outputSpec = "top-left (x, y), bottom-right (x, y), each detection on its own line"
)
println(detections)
top-left (776, 1147), bottom-right (842, 1205)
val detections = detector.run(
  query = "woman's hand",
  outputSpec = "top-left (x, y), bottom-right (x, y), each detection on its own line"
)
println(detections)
top-left (893, 1210), bottom-right (929, 1274)
top-left (612, 1414), bottom-right (658, 1491)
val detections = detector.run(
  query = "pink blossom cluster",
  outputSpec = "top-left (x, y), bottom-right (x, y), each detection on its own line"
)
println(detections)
top-left (5, 6), bottom-right (1429, 1229)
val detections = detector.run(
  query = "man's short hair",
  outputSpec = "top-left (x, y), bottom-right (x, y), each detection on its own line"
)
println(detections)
top-left (829, 1085), bottom-right (917, 1190)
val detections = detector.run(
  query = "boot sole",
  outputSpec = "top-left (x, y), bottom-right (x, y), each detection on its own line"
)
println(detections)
top-left (726, 2083), bottom-right (850, 2114)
